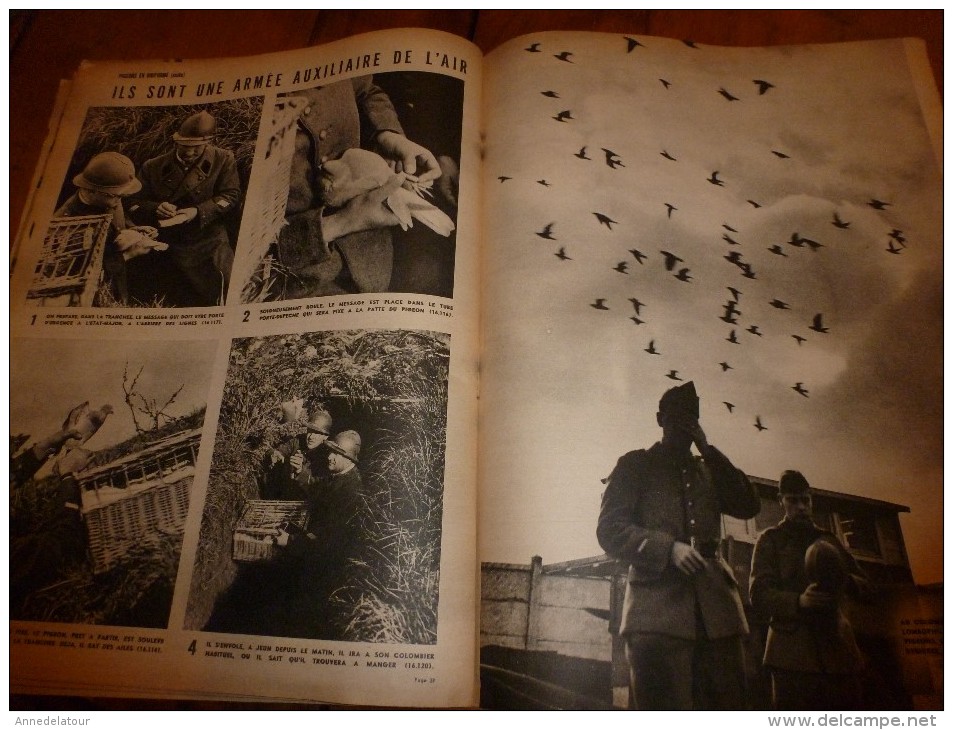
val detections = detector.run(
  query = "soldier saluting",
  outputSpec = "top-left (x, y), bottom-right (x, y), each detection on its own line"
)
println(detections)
top-left (597, 381), bottom-right (760, 710)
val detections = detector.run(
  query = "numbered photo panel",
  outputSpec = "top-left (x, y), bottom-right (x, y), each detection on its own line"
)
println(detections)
top-left (29, 98), bottom-right (263, 309)
top-left (185, 329), bottom-right (450, 644)
top-left (10, 337), bottom-right (218, 628)
top-left (236, 72), bottom-right (463, 304)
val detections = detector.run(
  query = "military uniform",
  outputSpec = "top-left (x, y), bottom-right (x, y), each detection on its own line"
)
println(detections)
top-left (259, 434), bottom-right (330, 502)
top-left (598, 440), bottom-right (760, 709)
top-left (273, 77), bottom-right (404, 298)
top-left (750, 518), bottom-right (868, 709)
top-left (130, 144), bottom-right (240, 305)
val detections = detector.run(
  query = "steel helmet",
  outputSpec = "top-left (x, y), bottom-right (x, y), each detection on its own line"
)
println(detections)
top-left (173, 110), bottom-right (216, 145)
top-left (72, 152), bottom-right (142, 195)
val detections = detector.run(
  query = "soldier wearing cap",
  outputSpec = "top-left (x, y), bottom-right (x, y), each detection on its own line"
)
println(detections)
top-left (261, 408), bottom-right (333, 501)
top-left (750, 470), bottom-right (872, 710)
top-left (55, 152), bottom-right (158, 305)
top-left (597, 381), bottom-right (760, 710)
top-left (130, 110), bottom-right (241, 306)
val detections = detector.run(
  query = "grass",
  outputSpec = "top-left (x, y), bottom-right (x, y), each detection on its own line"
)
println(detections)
top-left (185, 329), bottom-right (449, 643)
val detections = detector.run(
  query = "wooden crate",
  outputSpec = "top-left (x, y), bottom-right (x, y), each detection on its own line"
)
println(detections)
top-left (232, 499), bottom-right (310, 563)
top-left (28, 213), bottom-right (112, 306)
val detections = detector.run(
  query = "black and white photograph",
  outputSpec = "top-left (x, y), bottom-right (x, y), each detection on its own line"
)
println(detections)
top-left (10, 338), bottom-right (216, 628)
top-left (185, 329), bottom-right (450, 644)
top-left (237, 72), bottom-right (463, 303)
top-left (27, 98), bottom-right (263, 308)
top-left (478, 35), bottom-right (942, 710)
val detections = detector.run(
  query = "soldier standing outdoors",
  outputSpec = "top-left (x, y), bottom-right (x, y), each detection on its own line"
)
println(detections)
top-left (750, 470), bottom-right (872, 710)
top-left (597, 381), bottom-right (760, 710)
top-left (130, 110), bottom-right (241, 306)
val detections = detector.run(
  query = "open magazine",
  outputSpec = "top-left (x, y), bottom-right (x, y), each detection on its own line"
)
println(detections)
top-left (10, 29), bottom-right (942, 710)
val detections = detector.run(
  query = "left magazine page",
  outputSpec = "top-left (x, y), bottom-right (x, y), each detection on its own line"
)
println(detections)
top-left (10, 28), bottom-right (482, 708)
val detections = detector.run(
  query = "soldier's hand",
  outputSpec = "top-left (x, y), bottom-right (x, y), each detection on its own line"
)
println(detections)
top-left (156, 202), bottom-right (178, 219)
top-left (289, 451), bottom-right (304, 475)
top-left (798, 583), bottom-right (837, 612)
top-left (269, 449), bottom-right (285, 466)
top-left (178, 207), bottom-right (198, 223)
top-left (376, 131), bottom-right (442, 184)
top-left (670, 541), bottom-right (706, 576)
top-left (275, 528), bottom-right (290, 548)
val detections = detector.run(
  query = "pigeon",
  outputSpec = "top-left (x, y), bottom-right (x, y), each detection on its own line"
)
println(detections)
top-left (747, 199), bottom-right (762, 208)
top-left (554, 51), bottom-right (574, 63)
top-left (792, 334), bottom-right (807, 346)
top-left (665, 203), bottom-right (677, 218)
top-left (720, 309), bottom-right (739, 325)
top-left (809, 313), bottom-right (829, 333)
top-left (497, 176), bottom-right (511, 183)
top-left (886, 241), bottom-right (903, 255)
top-left (868, 199), bottom-right (890, 210)
top-left (724, 251), bottom-right (745, 266)
top-left (574, 146), bottom-right (590, 160)
top-left (718, 87), bottom-right (740, 101)
top-left (708, 171), bottom-right (725, 186)
top-left (645, 340), bottom-right (660, 355)
top-left (754, 416), bottom-right (767, 432)
top-left (630, 316), bottom-right (645, 326)
top-left (629, 249), bottom-right (647, 265)
top-left (602, 148), bottom-right (625, 169)
top-left (727, 287), bottom-right (742, 302)
top-left (771, 150), bottom-right (790, 159)
top-left (792, 382), bottom-right (809, 397)
top-left (723, 234), bottom-right (740, 245)
top-left (747, 325), bottom-right (763, 337)
top-left (683, 40), bottom-right (699, 48)
top-left (666, 370), bottom-right (683, 381)
top-left (674, 268), bottom-right (693, 282)
top-left (614, 261), bottom-right (629, 274)
top-left (753, 79), bottom-right (775, 94)
top-left (888, 229), bottom-right (906, 244)
top-left (724, 402), bottom-right (735, 412)
top-left (659, 78), bottom-right (672, 89)
top-left (541, 90), bottom-right (560, 98)
top-left (660, 250), bottom-right (684, 271)
top-left (629, 298), bottom-right (646, 315)
top-left (553, 110), bottom-right (574, 122)
top-left (61, 402), bottom-right (114, 450)
top-left (832, 212), bottom-right (851, 229)
top-left (525, 42), bottom-right (542, 53)
top-left (537, 179), bottom-right (551, 187)
top-left (719, 362), bottom-right (733, 372)
top-left (661, 150), bottom-right (677, 161)
top-left (594, 212), bottom-right (617, 229)
top-left (591, 299), bottom-right (609, 310)
top-left (624, 36), bottom-right (644, 52)
top-left (727, 329), bottom-right (740, 344)
top-left (768, 245), bottom-right (787, 256)
top-left (536, 223), bottom-right (556, 240)
top-left (555, 247), bottom-right (571, 261)
top-left (769, 299), bottom-right (790, 310)
top-left (740, 264), bottom-right (757, 279)
top-left (723, 223), bottom-right (738, 233)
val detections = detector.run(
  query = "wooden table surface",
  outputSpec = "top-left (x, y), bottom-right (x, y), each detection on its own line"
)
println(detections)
top-left (8, 9), bottom-right (943, 711)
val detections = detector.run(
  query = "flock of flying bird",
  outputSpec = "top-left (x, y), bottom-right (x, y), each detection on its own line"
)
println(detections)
top-left (498, 36), bottom-right (912, 433)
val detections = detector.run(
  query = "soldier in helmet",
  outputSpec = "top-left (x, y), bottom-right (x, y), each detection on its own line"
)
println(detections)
top-left (129, 110), bottom-right (241, 306)
top-left (55, 151), bottom-right (166, 305)
top-left (750, 470), bottom-right (872, 710)
top-left (260, 408), bottom-right (333, 501)
top-left (597, 381), bottom-right (760, 710)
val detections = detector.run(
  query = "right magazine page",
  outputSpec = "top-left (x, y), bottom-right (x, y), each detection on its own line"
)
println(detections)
top-left (478, 33), bottom-right (941, 711)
